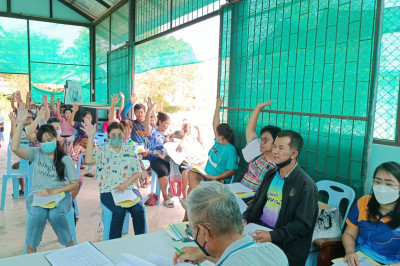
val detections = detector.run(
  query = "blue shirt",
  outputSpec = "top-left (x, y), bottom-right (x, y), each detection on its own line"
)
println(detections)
top-left (346, 195), bottom-right (400, 264)
top-left (204, 139), bottom-right (238, 182)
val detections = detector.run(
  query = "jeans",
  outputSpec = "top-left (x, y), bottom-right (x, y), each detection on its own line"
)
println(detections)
top-left (100, 189), bottom-right (146, 239)
top-left (26, 193), bottom-right (72, 249)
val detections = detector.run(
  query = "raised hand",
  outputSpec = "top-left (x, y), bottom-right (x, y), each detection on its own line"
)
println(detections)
top-left (146, 97), bottom-right (155, 110)
top-left (56, 98), bottom-right (61, 106)
top-left (119, 92), bottom-right (125, 101)
top-left (16, 91), bottom-right (23, 102)
top-left (72, 103), bottom-right (79, 112)
top-left (36, 105), bottom-right (46, 119)
top-left (130, 93), bottom-right (136, 104)
top-left (216, 97), bottom-right (223, 108)
top-left (256, 99), bottom-right (272, 110)
top-left (50, 93), bottom-right (54, 100)
top-left (17, 103), bottom-right (29, 123)
top-left (9, 112), bottom-right (17, 125)
top-left (42, 94), bottom-right (48, 104)
top-left (111, 94), bottom-right (120, 106)
top-left (80, 123), bottom-right (96, 138)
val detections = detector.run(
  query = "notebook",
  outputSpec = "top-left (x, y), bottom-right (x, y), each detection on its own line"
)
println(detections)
top-left (163, 222), bottom-right (192, 242)
top-left (111, 188), bottom-right (141, 208)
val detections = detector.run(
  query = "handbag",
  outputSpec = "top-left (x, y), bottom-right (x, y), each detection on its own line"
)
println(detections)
top-left (310, 207), bottom-right (342, 251)
top-left (145, 193), bottom-right (159, 206)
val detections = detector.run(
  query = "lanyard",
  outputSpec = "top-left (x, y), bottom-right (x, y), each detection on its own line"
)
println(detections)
top-left (216, 241), bottom-right (256, 266)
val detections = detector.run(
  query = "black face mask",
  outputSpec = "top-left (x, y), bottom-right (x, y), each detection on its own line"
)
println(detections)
top-left (193, 226), bottom-right (210, 257)
top-left (275, 157), bottom-right (292, 169)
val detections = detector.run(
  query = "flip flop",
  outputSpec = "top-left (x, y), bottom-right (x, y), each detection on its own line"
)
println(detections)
top-left (163, 199), bottom-right (175, 208)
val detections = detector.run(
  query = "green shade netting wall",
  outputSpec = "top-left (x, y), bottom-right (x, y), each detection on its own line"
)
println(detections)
top-left (111, 2), bottom-right (129, 50)
top-left (220, 0), bottom-right (377, 197)
top-left (373, 2), bottom-right (400, 141)
top-left (108, 46), bottom-right (131, 106)
top-left (95, 17), bottom-right (110, 104)
top-left (0, 17), bottom-right (28, 74)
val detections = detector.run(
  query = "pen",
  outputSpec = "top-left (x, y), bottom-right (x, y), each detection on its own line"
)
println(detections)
top-left (173, 246), bottom-right (201, 266)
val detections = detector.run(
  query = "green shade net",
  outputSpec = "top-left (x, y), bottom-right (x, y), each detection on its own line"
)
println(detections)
top-left (0, 17), bottom-right (29, 74)
top-left (111, 2), bottom-right (130, 50)
top-left (220, 0), bottom-right (377, 197)
top-left (108, 45), bottom-right (131, 106)
top-left (95, 17), bottom-right (110, 104)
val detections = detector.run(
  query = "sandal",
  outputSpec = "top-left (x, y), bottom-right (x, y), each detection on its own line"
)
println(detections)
top-left (163, 199), bottom-right (175, 208)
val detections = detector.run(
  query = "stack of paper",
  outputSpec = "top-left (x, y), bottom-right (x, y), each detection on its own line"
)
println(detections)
top-left (32, 192), bottom-right (65, 209)
top-left (244, 223), bottom-right (272, 236)
top-left (117, 253), bottom-right (192, 266)
top-left (111, 189), bottom-right (140, 208)
top-left (242, 139), bottom-right (262, 162)
top-left (163, 142), bottom-right (187, 165)
top-left (331, 252), bottom-right (380, 266)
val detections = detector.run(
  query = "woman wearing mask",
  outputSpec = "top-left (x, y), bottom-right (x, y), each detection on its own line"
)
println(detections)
top-left (342, 161), bottom-right (400, 266)
top-left (83, 122), bottom-right (146, 239)
top-left (11, 104), bottom-right (78, 253)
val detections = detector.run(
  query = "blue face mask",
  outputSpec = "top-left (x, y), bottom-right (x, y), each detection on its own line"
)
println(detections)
top-left (110, 137), bottom-right (123, 147)
top-left (41, 141), bottom-right (57, 153)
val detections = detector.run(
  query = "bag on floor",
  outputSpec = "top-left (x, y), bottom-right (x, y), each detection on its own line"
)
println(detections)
top-left (145, 193), bottom-right (159, 206)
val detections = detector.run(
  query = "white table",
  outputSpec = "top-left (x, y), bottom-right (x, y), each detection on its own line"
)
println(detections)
top-left (0, 231), bottom-right (209, 266)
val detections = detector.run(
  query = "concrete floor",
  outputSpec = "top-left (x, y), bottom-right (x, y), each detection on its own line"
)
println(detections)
top-left (0, 133), bottom-right (185, 259)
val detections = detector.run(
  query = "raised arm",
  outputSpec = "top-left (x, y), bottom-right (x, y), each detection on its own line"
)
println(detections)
top-left (246, 100), bottom-right (272, 144)
top-left (118, 92), bottom-right (125, 118)
top-left (11, 104), bottom-right (30, 160)
top-left (9, 112), bottom-right (17, 138)
top-left (108, 94), bottom-right (119, 123)
top-left (42, 94), bottom-right (50, 122)
top-left (120, 93), bottom-right (135, 120)
top-left (68, 103), bottom-right (78, 127)
top-left (212, 97), bottom-right (223, 138)
top-left (194, 125), bottom-right (203, 144)
top-left (144, 97), bottom-right (155, 136)
top-left (11, 92), bottom-right (17, 111)
top-left (81, 123), bottom-right (97, 165)
top-left (25, 91), bottom-right (31, 108)
top-left (56, 98), bottom-right (62, 119)
top-left (49, 93), bottom-right (56, 115)
top-left (25, 105), bottom-right (46, 140)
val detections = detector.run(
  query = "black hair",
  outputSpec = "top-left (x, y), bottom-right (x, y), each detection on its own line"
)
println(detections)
top-left (134, 103), bottom-right (146, 112)
top-left (63, 108), bottom-right (72, 114)
top-left (36, 125), bottom-right (66, 181)
top-left (260, 125), bottom-right (281, 141)
top-left (216, 123), bottom-right (235, 146)
top-left (107, 121), bottom-right (124, 134)
top-left (277, 130), bottom-right (303, 155)
top-left (47, 117), bottom-right (61, 124)
top-left (156, 112), bottom-right (170, 126)
top-left (82, 111), bottom-right (92, 118)
top-left (368, 161), bottom-right (400, 229)
top-left (120, 119), bottom-right (133, 129)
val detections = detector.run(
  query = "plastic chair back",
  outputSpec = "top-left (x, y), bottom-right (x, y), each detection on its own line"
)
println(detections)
top-left (316, 180), bottom-right (355, 231)
top-left (95, 133), bottom-right (108, 146)
top-left (227, 156), bottom-right (241, 184)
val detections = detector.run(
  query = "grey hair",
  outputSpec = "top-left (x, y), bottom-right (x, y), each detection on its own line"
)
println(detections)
top-left (187, 181), bottom-right (243, 236)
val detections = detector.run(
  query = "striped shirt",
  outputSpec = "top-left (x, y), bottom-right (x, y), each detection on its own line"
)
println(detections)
top-left (240, 155), bottom-right (275, 191)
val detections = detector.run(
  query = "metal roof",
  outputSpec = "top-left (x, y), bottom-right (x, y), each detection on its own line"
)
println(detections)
top-left (59, 0), bottom-right (122, 21)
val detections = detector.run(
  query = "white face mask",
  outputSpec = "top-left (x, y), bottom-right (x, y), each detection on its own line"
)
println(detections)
top-left (56, 129), bottom-right (62, 137)
top-left (373, 185), bottom-right (400, 205)
top-left (24, 126), bottom-right (29, 132)
top-left (31, 109), bottom-right (37, 114)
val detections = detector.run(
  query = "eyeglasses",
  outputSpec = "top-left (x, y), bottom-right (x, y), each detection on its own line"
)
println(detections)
top-left (185, 224), bottom-right (210, 257)
top-left (372, 179), bottom-right (400, 190)
top-left (259, 137), bottom-right (270, 144)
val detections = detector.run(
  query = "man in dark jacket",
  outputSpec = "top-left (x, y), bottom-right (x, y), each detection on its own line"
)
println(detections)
top-left (242, 130), bottom-right (318, 266)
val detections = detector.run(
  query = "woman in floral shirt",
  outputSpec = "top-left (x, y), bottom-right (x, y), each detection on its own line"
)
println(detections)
top-left (84, 122), bottom-right (146, 239)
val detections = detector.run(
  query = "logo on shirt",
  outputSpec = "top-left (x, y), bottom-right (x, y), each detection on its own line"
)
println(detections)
top-left (289, 188), bottom-right (295, 197)
top-left (211, 145), bottom-right (220, 156)
top-left (394, 226), bottom-right (400, 236)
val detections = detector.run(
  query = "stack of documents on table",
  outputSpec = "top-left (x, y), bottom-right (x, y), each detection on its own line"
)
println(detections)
top-left (111, 188), bottom-right (140, 208)
top-left (32, 192), bottom-right (65, 208)
top-left (244, 223), bottom-right (272, 236)
top-left (117, 253), bottom-right (193, 266)
top-left (45, 241), bottom-right (114, 266)
top-left (242, 139), bottom-right (262, 162)
top-left (162, 222), bottom-right (192, 242)
top-left (227, 183), bottom-right (255, 199)
top-left (331, 252), bottom-right (380, 265)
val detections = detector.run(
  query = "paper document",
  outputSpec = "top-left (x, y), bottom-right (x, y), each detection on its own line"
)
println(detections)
top-left (163, 142), bottom-right (187, 165)
top-left (45, 241), bottom-right (113, 266)
top-left (242, 139), bottom-right (262, 162)
top-left (332, 252), bottom-right (380, 266)
top-left (244, 223), bottom-right (272, 236)
top-left (111, 188), bottom-right (140, 208)
top-left (234, 194), bottom-right (248, 214)
top-left (32, 192), bottom-right (65, 209)
top-left (227, 183), bottom-right (254, 194)
top-left (117, 253), bottom-right (193, 266)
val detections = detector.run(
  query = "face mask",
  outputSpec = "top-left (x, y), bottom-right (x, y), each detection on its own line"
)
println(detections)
top-left (373, 185), bottom-right (400, 205)
top-left (31, 109), bottom-right (37, 114)
top-left (56, 129), bottom-right (62, 137)
top-left (41, 141), bottom-right (57, 153)
top-left (24, 126), bottom-right (29, 132)
top-left (110, 137), bottom-right (123, 147)
top-left (193, 227), bottom-right (210, 257)
top-left (275, 157), bottom-right (292, 169)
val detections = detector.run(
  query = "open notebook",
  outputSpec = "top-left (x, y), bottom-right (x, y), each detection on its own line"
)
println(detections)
top-left (111, 189), bottom-right (141, 208)
top-left (32, 192), bottom-right (65, 209)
